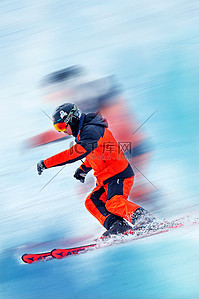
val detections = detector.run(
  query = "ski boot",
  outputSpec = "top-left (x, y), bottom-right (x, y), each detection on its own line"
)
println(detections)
top-left (101, 219), bottom-right (134, 238)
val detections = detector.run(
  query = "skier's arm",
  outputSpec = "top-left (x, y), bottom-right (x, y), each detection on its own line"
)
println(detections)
top-left (38, 125), bottom-right (100, 174)
top-left (43, 143), bottom-right (88, 169)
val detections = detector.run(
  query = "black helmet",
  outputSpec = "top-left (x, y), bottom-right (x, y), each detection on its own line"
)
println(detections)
top-left (52, 103), bottom-right (80, 136)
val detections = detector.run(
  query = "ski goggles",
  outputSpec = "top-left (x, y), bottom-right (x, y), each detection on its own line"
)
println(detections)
top-left (53, 122), bottom-right (68, 132)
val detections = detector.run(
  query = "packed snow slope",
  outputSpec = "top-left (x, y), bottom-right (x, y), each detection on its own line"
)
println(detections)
top-left (1, 0), bottom-right (199, 298)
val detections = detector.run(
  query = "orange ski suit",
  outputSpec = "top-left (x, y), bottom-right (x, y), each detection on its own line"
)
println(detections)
top-left (43, 113), bottom-right (140, 229)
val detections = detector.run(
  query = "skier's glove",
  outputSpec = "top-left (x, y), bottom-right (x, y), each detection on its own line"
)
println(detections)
top-left (74, 168), bottom-right (87, 183)
top-left (37, 160), bottom-right (46, 175)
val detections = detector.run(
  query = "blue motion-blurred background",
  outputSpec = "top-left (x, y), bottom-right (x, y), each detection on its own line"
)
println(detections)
top-left (1, 1), bottom-right (199, 298)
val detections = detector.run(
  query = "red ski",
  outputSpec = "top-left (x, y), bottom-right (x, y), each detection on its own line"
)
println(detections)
top-left (21, 215), bottom-right (199, 264)
top-left (21, 244), bottom-right (97, 264)
top-left (51, 244), bottom-right (97, 259)
top-left (22, 251), bottom-right (53, 264)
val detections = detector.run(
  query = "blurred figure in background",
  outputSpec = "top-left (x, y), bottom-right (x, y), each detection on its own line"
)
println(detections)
top-left (37, 103), bottom-right (155, 237)
top-left (31, 66), bottom-right (154, 202)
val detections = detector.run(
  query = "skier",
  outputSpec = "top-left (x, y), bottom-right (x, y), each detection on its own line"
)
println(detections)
top-left (37, 103), bottom-right (154, 237)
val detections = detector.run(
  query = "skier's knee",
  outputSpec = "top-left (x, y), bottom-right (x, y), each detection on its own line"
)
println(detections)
top-left (85, 195), bottom-right (92, 212)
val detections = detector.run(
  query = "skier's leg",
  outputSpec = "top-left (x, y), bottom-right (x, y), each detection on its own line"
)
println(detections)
top-left (85, 185), bottom-right (122, 229)
top-left (104, 176), bottom-right (154, 225)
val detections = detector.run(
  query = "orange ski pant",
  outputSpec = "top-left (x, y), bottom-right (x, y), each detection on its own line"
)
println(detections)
top-left (85, 176), bottom-right (140, 229)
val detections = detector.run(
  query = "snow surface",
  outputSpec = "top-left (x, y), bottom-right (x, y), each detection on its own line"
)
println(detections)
top-left (1, 0), bottom-right (199, 298)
